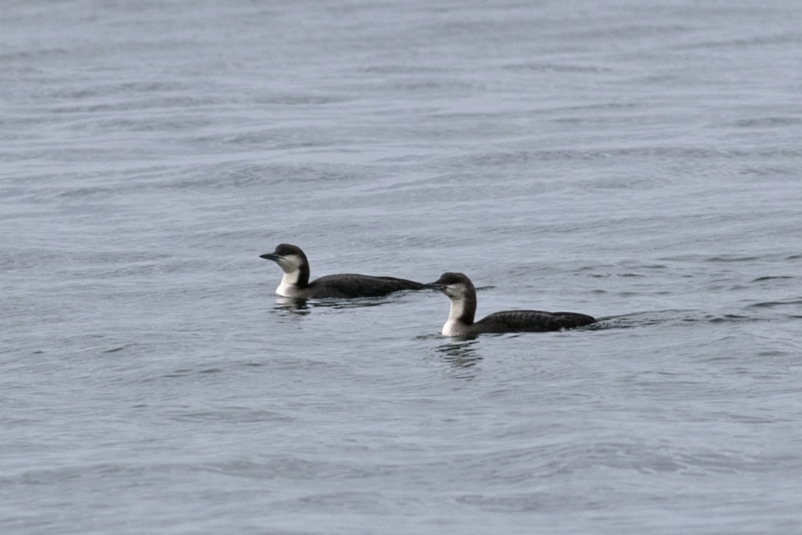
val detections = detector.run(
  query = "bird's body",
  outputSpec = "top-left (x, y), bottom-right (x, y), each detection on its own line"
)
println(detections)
top-left (428, 272), bottom-right (595, 336)
top-left (261, 244), bottom-right (425, 299)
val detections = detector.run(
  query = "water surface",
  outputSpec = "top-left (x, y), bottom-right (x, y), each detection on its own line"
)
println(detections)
top-left (2, 1), bottom-right (801, 533)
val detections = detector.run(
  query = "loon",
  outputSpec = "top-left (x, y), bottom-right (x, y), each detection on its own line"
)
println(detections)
top-left (426, 272), bottom-right (595, 336)
top-left (260, 243), bottom-right (426, 299)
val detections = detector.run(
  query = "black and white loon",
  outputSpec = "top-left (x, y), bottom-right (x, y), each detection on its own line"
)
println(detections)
top-left (260, 243), bottom-right (425, 299)
top-left (427, 272), bottom-right (595, 336)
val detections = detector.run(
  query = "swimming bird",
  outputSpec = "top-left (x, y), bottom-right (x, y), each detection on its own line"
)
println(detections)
top-left (426, 272), bottom-right (595, 336)
top-left (260, 243), bottom-right (426, 299)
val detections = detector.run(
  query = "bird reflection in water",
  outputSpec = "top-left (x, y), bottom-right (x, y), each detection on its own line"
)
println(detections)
top-left (436, 338), bottom-right (482, 371)
top-left (273, 296), bottom-right (311, 315)
top-left (272, 296), bottom-right (395, 316)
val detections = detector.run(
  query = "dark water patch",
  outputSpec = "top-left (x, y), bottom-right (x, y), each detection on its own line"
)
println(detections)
top-left (747, 299), bottom-right (802, 309)
top-left (757, 350), bottom-right (792, 358)
top-left (157, 162), bottom-right (367, 191)
top-left (730, 117), bottom-right (802, 128)
top-left (660, 252), bottom-right (802, 264)
top-left (295, 491), bottom-right (383, 509)
top-left (0, 48), bottom-right (71, 63)
top-left (205, 456), bottom-right (386, 482)
top-left (56, 186), bottom-right (116, 199)
top-left (706, 255), bottom-right (761, 263)
top-left (254, 93), bottom-right (352, 106)
top-left (585, 273), bottom-right (649, 280)
top-left (167, 407), bottom-right (291, 424)
top-left (163, 367), bottom-right (224, 378)
top-left (1, 463), bottom-right (140, 486)
top-left (578, 264), bottom-right (669, 277)
top-left (596, 310), bottom-right (754, 330)
top-left (678, 32), bottom-right (802, 51)
top-left (456, 492), bottom-right (574, 513)
top-left (360, 64), bottom-right (447, 75)
top-left (414, 333), bottom-right (443, 341)
top-left (162, 369), bottom-right (192, 378)
top-left (751, 276), bottom-right (794, 283)
top-left (738, 166), bottom-right (797, 177)
top-left (95, 116), bottom-right (214, 133)
top-left (708, 314), bottom-right (750, 323)
top-left (503, 61), bottom-right (611, 73)
top-left (104, 258), bottom-right (195, 278)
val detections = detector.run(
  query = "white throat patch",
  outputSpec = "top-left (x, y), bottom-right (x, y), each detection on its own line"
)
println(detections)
top-left (276, 271), bottom-right (301, 297)
top-left (442, 286), bottom-right (469, 335)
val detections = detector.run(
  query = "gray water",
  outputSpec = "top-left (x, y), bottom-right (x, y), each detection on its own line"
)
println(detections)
top-left (2, 0), bottom-right (802, 533)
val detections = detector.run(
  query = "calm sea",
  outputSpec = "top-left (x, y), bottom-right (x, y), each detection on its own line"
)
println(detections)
top-left (2, 1), bottom-right (801, 533)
